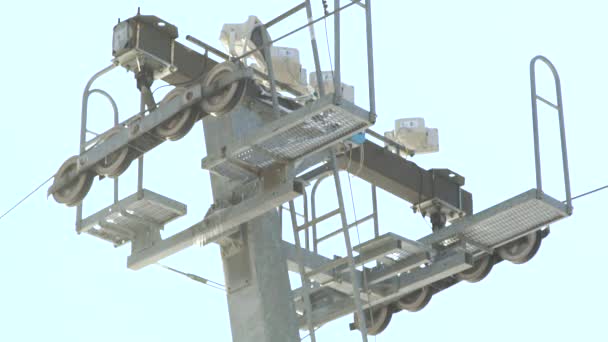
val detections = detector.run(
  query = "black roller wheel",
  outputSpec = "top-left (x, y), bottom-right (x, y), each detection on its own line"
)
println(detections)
top-left (52, 156), bottom-right (94, 207)
top-left (352, 306), bottom-right (392, 336)
top-left (94, 131), bottom-right (133, 177)
top-left (497, 230), bottom-right (543, 264)
top-left (455, 254), bottom-right (494, 283)
top-left (396, 286), bottom-right (432, 312)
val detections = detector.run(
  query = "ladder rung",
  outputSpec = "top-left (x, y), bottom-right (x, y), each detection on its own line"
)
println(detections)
top-left (316, 213), bottom-right (374, 244)
top-left (536, 95), bottom-right (559, 110)
top-left (296, 208), bottom-right (341, 232)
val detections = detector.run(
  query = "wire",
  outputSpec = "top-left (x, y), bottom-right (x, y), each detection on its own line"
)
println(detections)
top-left (570, 184), bottom-right (608, 202)
top-left (0, 175), bottom-right (54, 223)
top-left (156, 263), bottom-right (225, 292)
top-left (345, 149), bottom-right (376, 336)
top-left (300, 323), bottom-right (325, 341)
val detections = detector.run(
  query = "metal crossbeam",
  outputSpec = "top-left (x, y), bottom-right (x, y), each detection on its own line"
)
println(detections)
top-left (127, 181), bottom-right (303, 270)
top-left (301, 250), bottom-right (472, 328)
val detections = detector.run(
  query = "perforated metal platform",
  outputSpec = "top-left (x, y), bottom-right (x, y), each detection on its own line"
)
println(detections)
top-left (420, 189), bottom-right (570, 252)
top-left (77, 189), bottom-right (187, 247)
top-left (353, 232), bottom-right (429, 264)
top-left (202, 96), bottom-right (374, 181)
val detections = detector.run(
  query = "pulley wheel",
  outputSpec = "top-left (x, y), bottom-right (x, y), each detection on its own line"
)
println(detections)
top-left (201, 61), bottom-right (247, 115)
top-left (497, 230), bottom-right (542, 264)
top-left (94, 131), bottom-right (133, 177)
top-left (455, 254), bottom-right (494, 283)
top-left (155, 88), bottom-right (199, 141)
top-left (353, 306), bottom-right (392, 336)
top-left (397, 286), bottom-right (432, 312)
top-left (52, 156), bottom-right (94, 207)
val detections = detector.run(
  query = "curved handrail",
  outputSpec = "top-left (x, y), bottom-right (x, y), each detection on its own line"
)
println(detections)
top-left (88, 89), bottom-right (119, 125)
top-left (529, 55), bottom-right (572, 213)
top-left (77, 64), bottom-right (120, 221)
top-left (311, 174), bottom-right (329, 253)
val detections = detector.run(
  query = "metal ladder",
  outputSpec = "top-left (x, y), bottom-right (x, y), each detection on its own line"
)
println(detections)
top-left (288, 150), bottom-right (380, 341)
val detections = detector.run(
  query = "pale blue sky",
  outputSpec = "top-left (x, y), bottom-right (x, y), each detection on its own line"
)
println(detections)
top-left (1, 1), bottom-right (607, 341)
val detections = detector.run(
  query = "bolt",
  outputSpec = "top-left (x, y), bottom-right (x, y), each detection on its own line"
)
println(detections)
top-left (130, 123), bottom-right (139, 135)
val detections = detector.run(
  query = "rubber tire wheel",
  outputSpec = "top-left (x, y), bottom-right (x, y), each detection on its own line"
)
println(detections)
top-left (201, 61), bottom-right (247, 115)
top-left (497, 230), bottom-right (542, 264)
top-left (455, 254), bottom-right (494, 283)
top-left (396, 286), bottom-right (432, 312)
top-left (52, 156), bottom-right (94, 207)
top-left (353, 306), bottom-right (392, 336)
top-left (155, 88), bottom-right (200, 141)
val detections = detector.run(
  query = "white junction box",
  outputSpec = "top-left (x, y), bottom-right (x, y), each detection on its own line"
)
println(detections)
top-left (309, 71), bottom-right (355, 103)
top-left (385, 118), bottom-right (439, 155)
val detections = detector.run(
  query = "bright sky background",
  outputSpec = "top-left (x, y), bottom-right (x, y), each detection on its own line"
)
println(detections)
top-left (1, 1), bottom-right (607, 341)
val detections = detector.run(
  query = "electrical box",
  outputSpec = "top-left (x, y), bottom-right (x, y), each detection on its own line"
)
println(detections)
top-left (309, 71), bottom-right (355, 102)
top-left (270, 46), bottom-right (308, 93)
top-left (385, 118), bottom-right (439, 155)
top-left (112, 14), bottom-right (213, 85)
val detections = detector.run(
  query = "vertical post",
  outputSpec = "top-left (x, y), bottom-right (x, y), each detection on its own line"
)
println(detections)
top-left (137, 94), bottom-right (145, 199)
top-left (371, 185), bottom-right (379, 238)
top-left (289, 200), bottom-right (317, 342)
top-left (529, 61), bottom-right (543, 196)
top-left (330, 152), bottom-right (368, 341)
top-left (113, 95), bottom-right (119, 204)
top-left (364, 0), bottom-right (376, 116)
top-left (305, 0), bottom-right (326, 97)
top-left (261, 26), bottom-right (280, 117)
top-left (333, 0), bottom-right (342, 102)
top-left (302, 190), bottom-right (310, 251)
top-left (311, 176), bottom-right (327, 254)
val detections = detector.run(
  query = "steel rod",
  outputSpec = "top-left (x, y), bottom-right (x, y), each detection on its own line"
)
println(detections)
top-left (536, 95), bottom-right (559, 110)
top-left (364, 0), bottom-right (376, 116)
top-left (137, 94), bottom-right (145, 199)
top-left (329, 152), bottom-right (368, 340)
top-left (185, 35), bottom-right (229, 60)
top-left (333, 0), bottom-right (342, 102)
top-left (530, 55), bottom-right (572, 212)
top-left (305, 0), bottom-right (326, 97)
top-left (371, 185), bottom-right (379, 238)
top-left (303, 189), bottom-right (310, 250)
top-left (265, 2), bottom-right (307, 28)
top-left (365, 128), bottom-right (410, 155)
top-left (316, 213), bottom-right (374, 243)
top-left (261, 27), bottom-right (280, 117)
top-left (298, 208), bottom-right (341, 232)
top-left (310, 175), bottom-right (330, 253)
top-left (236, 0), bottom-right (362, 61)
top-left (289, 200), bottom-right (317, 342)
top-left (77, 64), bottom-right (118, 230)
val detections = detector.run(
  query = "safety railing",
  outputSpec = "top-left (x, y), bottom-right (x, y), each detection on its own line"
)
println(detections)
top-left (529, 55), bottom-right (572, 214)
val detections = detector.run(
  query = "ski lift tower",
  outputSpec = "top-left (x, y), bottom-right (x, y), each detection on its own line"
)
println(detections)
top-left (47, 1), bottom-right (573, 342)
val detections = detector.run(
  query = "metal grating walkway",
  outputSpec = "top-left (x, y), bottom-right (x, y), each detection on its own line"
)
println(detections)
top-left (78, 189), bottom-right (187, 247)
top-left (202, 96), bottom-right (374, 181)
top-left (420, 189), bottom-right (570, 252)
